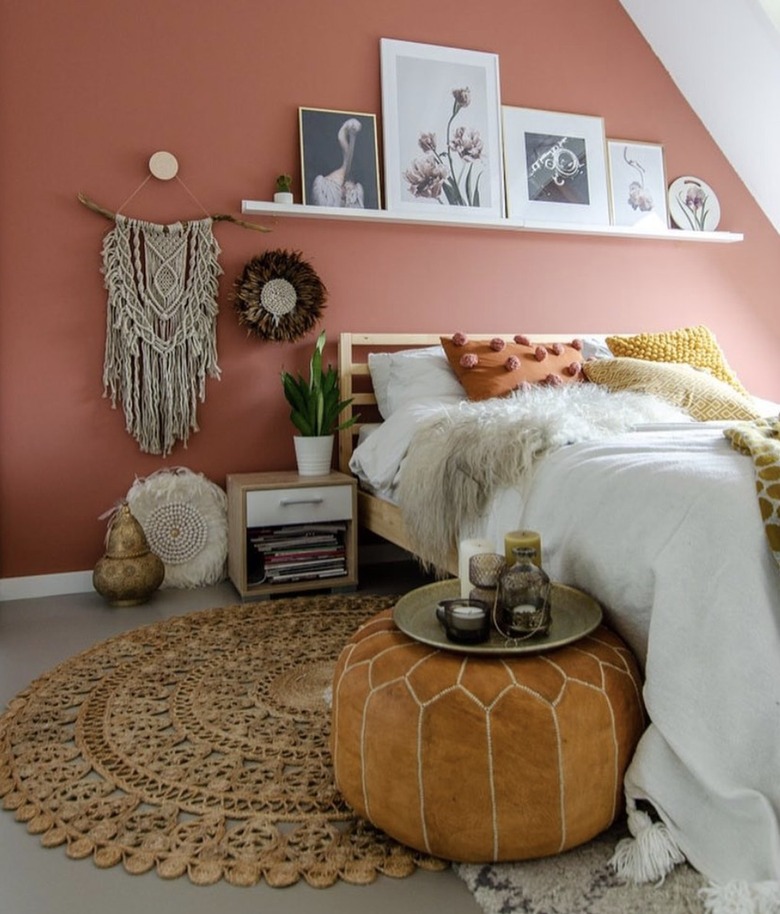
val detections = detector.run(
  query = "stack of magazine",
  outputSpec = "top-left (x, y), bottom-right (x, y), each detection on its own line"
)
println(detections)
top-left (247, 523), bottom-right (347, 586)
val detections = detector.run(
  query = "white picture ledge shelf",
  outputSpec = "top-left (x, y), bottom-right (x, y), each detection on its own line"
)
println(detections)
top-left (241, 200), bottom-right (744, 244)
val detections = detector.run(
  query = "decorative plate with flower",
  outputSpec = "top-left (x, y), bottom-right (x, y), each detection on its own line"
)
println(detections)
top-left (668, 175), bottom-right (721, 231)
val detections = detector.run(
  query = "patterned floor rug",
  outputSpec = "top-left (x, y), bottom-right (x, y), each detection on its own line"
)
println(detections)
top-left (0, 591), bottom-right (709, 909)
top-left (456, 822), bottom-right (708, 914)
top-left (0, 594), bottom-right (446, 888)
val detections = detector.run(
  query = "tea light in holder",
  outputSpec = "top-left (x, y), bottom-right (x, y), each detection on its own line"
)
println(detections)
top-left (504, 530), bottom-right (542, 568)
top-left (436, 598), bottom-right (491, 644)
top-left (458, 537), bottom-right (495, 598)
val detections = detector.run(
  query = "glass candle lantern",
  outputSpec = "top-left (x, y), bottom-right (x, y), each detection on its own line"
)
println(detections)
top-left (496, 546), bottom-right (552, 638)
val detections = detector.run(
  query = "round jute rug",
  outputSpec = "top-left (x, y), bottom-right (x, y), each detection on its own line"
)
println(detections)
top-left (0, 594), bottom-right (446, 888)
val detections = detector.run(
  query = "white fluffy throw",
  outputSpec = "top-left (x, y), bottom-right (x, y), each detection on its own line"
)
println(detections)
top-left (397, 383), bottom-right (689, 571)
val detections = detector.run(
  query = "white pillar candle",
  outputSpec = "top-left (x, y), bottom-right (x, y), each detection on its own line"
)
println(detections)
top-left (458, 538), bottom-right (495, 598)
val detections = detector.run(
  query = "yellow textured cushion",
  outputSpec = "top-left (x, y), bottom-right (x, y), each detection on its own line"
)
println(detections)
top-left (583, 357), bottom-right (761, 421)
top-left (440, 334), bottom-right (584, 401)
top-left (606, 326), bottom-right (748, 395)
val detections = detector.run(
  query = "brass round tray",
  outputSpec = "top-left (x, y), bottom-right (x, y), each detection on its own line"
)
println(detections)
top-left (393, 579), bottom-right (603, 655)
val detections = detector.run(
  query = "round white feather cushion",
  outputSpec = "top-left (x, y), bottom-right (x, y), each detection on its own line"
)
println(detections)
top-left (126, 468), bottom-right (228, 588)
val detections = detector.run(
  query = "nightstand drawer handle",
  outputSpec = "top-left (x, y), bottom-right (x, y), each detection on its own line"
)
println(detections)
top-left (279, 496), bottom-right (325, 507)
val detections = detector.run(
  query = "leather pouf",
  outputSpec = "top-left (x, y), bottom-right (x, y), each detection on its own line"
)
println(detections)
top-left (331, 610), bottom-right (644, 863)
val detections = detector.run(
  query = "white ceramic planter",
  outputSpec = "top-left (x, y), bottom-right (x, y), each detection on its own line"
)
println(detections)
top-left (293, 435), bottom-right (334, 476)
top-left (274, 192), bottom-right (294, 205)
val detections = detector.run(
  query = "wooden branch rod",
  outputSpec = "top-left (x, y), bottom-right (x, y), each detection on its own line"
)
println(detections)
top-left (77, 192), bottom-right (270, 232)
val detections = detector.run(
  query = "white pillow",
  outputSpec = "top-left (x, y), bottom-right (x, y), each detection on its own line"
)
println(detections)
top-left (386, 347), bottom-right (464, 415)
top-left (368, 346), bottom-right (464, 418)
top-left (349, 396), bottom-right (462, 493)
top-left (579, 335), bottom-right (614, 361)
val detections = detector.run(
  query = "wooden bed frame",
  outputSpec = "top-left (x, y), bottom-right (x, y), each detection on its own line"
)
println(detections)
top-left (337, 332), bottom-right (587, 575)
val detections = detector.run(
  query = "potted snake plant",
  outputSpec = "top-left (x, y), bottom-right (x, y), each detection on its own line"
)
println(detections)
top-left (281, 330), bottom-right (357, 475)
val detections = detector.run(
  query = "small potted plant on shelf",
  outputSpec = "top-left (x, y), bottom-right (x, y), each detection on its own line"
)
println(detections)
top-left (281, 330), bottom-right (358, 475)
top-left (274, 174), bottom-right (294, 205)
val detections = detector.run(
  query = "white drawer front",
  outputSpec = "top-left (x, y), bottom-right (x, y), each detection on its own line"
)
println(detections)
top-left (246, 484), bottom-right (352, 527)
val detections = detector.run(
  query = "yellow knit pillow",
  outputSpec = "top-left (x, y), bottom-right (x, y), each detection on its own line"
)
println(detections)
top-left (605, 326), bottom-right (748, 395)
top-left (583, 358), bottom-right (761, 421)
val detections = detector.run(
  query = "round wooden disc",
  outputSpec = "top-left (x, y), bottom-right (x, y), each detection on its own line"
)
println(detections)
top-left (148, 151), bottom-right (179, 180)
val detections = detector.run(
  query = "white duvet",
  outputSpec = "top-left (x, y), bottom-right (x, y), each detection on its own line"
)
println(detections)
top-left (520, 426), bottom-right (780, 894)
top-left (350, 397), bottom-right (780, 905)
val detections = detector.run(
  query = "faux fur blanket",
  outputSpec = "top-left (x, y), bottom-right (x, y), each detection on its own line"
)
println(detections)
top-left (397, 383), bottom-right (690, 570)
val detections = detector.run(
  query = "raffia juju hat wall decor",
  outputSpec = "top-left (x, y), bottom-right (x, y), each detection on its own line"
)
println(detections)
top-left (93, 503), bottom-right (165, 606)
top-left (231, 249), bottom-right (327, 342)
top-left (125, 467), bottom-right (228, 589)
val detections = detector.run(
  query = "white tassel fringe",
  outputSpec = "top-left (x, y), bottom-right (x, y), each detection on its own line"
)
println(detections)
top-left (699, 881), bottom-right (780, 914)
top-left (609, 801), bottom-right (686, 885)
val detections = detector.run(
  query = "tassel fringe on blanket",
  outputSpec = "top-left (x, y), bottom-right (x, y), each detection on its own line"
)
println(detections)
top-left (610, 798), bottom-right (780, 914)
top-left (101, 215), bottom-right (222, 456)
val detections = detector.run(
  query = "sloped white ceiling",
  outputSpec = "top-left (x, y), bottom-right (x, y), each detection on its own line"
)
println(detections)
top-left (619, 0), bottom-right (780, 234)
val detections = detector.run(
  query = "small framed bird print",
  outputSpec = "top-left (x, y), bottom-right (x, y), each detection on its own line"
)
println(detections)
top-left (299, 107), bottom-right (381, 210)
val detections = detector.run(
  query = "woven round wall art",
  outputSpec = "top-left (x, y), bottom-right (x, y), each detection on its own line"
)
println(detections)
top-left (232, 249), bottom-right (327, 342)
top-left (125, 467), bottom-right (228, 589)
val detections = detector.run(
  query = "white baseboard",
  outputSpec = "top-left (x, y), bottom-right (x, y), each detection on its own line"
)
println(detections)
top-left (0, 571), bottom-right (93, 602)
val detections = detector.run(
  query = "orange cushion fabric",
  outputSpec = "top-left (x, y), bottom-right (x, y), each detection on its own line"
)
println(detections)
top-left (440, 334), bottom-right (584, 401)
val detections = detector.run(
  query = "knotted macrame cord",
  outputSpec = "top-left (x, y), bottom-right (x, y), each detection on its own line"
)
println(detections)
top-left (101, 214), bottom-right (222, 456)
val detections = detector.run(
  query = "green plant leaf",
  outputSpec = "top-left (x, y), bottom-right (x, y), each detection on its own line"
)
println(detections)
top-left (280, 330), bottom-right (359, 436)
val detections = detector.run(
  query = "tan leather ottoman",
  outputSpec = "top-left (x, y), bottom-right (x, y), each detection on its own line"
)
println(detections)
top-left (331, 609), bottom-right (644, 862)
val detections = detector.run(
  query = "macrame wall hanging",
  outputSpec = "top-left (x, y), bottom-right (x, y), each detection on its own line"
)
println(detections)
top-left (79, 151), bottom-right (269, 457)
top-left (101, 214), bottom-right (222, 456)
top-left (232, 249), bottom-right (327, 342)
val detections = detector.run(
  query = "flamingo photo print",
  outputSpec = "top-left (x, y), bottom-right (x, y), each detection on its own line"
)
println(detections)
top-left (299, 107), bottom-right (381, 209)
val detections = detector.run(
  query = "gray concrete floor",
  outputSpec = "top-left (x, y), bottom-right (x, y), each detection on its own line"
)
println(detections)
top-left (0, 563), bottom-right (481, 914)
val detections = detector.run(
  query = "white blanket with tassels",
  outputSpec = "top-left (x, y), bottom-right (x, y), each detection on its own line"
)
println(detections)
top-left (517, 423), bottom-right (780, 912)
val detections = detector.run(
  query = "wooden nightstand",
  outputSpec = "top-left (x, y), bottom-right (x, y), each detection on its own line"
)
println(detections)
top-left (226, 470), bottom-right (358, 599)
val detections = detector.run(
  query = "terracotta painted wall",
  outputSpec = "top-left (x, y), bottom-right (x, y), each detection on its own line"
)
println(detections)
top-left (1, 0), bottom-right (779, 580)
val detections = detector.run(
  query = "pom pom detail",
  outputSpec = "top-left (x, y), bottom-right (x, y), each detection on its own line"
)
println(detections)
top-left (459, 353), bottom-right (479, 369)
top-left (550, 343), bottom-right (563, 355)
top-left (505, 356), bottom-right (520, 371)
top-left (490, 337), bottom-right (506, 352)
top-left (534, 346), bottom-right (548, 362)
top-left (570, 338), bottom-right (583, 351)
top-left (565, 362), bottom-right (581, 377)
top-left (514, 334), bottom-right (530, 346)
top-left (452, 332), bottom-right (468, 346)
top-left (544, 374), bottom-right (563, 386)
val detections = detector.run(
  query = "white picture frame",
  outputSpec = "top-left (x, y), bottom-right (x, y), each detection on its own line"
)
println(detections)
top-left (502, 106), bottom-right (610, 225)
top-left (380, 38), bottom-right (504, 218)
top-left (607, 140), bottom-right (669, 229)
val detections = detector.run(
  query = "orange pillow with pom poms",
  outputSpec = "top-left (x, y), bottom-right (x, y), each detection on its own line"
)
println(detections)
top-left (440, 334), bottom-right (584, 401)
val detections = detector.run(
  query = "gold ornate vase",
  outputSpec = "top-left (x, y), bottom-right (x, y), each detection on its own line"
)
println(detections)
top-left (93, 503), bottom-right (165, 606)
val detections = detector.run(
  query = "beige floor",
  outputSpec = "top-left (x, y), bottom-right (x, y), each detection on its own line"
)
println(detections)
top-left (0, 561), bottom-right (482, 914)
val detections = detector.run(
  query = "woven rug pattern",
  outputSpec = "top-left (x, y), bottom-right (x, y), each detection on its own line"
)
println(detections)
top-left (457, 823), bottom-right (707, 914)
top-left (0, 594), bottom-right (446, 887)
